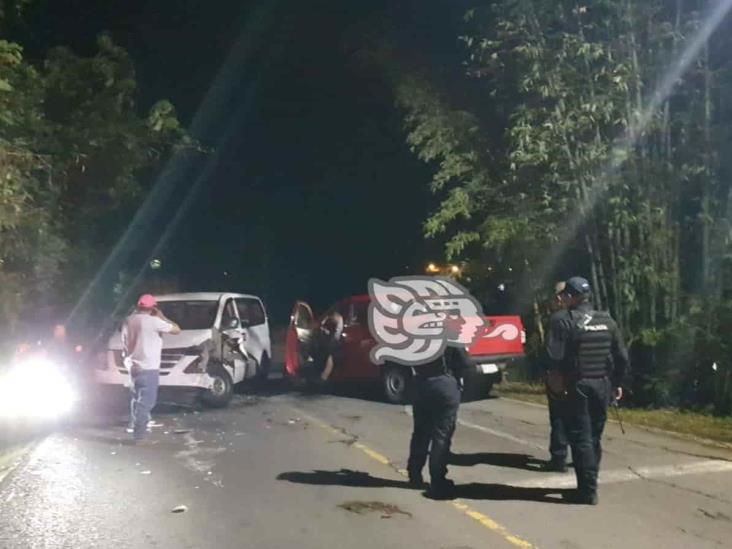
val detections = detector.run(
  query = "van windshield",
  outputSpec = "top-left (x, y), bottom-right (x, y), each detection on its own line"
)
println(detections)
top-left (157, 301), bottom-right (218, 330)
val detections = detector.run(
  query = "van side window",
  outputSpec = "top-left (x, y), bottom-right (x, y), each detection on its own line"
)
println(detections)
top-left (236, 298), bottom-right (266, 327)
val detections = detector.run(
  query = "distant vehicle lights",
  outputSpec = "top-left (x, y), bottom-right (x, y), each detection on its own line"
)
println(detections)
top-left (424, 262), bottom-right (462, 277)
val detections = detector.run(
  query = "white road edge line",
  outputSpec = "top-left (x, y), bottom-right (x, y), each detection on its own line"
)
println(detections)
top-left (512, 459), bottom-right (732, 489)
top-left (499, 395), bottom-right (732, 451)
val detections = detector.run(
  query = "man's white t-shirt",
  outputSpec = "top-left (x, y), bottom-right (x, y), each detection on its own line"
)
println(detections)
top-left (122, 313), bottom-right (175, 371)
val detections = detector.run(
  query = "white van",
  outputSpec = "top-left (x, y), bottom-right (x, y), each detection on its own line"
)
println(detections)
top-left (96, 292), bottom-right (272, 407)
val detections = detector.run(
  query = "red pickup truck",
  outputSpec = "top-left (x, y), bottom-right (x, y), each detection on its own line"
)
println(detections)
top-left (285, 294), bottom-right (525, 403)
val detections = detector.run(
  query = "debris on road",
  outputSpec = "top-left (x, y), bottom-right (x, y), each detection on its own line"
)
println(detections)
top-left (330, 438), bottom-right (357, 446)
top-left (171, 505), bottom-right (188, 514)
top-left (140, 470), bottom-right (152, 475)
top-left (338, 501), bottom-right (412, 519)
top-left (173, 429), bottom-right (192, 435)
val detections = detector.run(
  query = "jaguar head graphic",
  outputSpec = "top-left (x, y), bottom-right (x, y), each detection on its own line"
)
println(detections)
top-left (368, 276), bottom-right (486, 366)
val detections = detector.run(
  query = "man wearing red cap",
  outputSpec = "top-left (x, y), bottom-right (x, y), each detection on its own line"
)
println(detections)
top-left (122, 294), bottom-right (181, 441)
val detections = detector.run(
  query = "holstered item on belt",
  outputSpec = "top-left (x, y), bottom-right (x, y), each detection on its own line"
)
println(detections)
top-left (545, 369), bottom-right (573, 399)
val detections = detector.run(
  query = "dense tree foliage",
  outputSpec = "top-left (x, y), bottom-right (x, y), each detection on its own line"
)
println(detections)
top-left (396, 1), bottom-right (732, 413)
top-left (0, 11), bottom-right (183, 342)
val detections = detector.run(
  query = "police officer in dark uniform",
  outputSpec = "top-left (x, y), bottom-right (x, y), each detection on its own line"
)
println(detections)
top-left (544, 282), bottom-right (569, 472)
top-left (406, 348), bottom-right (462, 499)
top-left (547, 277), bottom-right (629, 505)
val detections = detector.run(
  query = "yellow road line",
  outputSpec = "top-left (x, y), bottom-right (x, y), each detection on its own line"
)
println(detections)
top-left (452, 501), bottom-right (534, 549)
top-left (291, 407), bottom-right (536, 549)
top-left (352, 442), bottom-right (390, 465)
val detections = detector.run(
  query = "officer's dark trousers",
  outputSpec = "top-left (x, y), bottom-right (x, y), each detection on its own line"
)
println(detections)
top-left (407, 374), bottom-right (461, 486)
top-left (565, 377), bottom-right (610, 495)
top-left (548, 396), bottom-right (569, 464)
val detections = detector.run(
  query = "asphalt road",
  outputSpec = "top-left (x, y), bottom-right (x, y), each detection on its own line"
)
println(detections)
top-left (1, 372), bottom-right (731, 549)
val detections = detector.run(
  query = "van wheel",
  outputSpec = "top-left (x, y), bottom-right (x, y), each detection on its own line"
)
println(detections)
top-left (383, 365), bottom-right (412, 404)
top-left (202, 364), bottom-right (233, 408)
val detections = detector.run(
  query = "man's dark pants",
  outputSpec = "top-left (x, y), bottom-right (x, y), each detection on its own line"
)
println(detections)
top-left (407, 373), bottom-right (461, 487)
top-left (548, 395), bottom-right (569, 465)
top-left (130, 369), bottom-right (160, 440)
top-left (565, 377), bottom-right (610, 495)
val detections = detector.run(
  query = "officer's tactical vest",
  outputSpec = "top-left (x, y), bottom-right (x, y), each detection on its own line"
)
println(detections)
top-left (568, 309), bottom-right (614, 379)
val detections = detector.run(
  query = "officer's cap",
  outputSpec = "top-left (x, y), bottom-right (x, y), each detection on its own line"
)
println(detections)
top-left (564, 276), bottom-right (591, 296)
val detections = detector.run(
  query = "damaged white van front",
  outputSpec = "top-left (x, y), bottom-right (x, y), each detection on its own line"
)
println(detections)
top-left (96, 293), bottom-right (271, 407)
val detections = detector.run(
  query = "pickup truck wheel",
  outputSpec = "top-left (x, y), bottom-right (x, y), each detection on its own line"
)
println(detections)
top-left (463, 377), bottom-right (494, 401)
top-left (479, 379), bottom-right (494, 398)
top-left (383, 365), bottom-right (412, 404)
top-left (202, 364), bottom-right (233, 408)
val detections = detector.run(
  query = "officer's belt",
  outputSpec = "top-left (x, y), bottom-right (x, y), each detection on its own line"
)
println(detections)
top-left (415, 364), bottom-right (448, 378)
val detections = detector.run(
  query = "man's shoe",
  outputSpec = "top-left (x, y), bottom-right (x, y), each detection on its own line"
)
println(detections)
top-left (564, 490), bottom-right (598, 505)
top-left (427, 479), bottom-right (456, 500)
top-left (407, 473), bottom-right (425, 489)
top-left (543, 459), bottom-right (568, 473)
top-left (126, 425), bottom-right (152, 434)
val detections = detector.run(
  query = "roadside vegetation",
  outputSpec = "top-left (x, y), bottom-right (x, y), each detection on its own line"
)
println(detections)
top-left (379, 1), bottom-right (732, 417)
top-left (0, 1), bottom-right (187, 352)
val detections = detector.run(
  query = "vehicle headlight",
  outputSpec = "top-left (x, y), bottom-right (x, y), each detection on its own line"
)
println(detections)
top-left (0, 358), bottom-right (78, 419)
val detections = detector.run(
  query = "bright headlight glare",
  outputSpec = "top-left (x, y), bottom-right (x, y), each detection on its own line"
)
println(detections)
top-left (0, 358), bottom-right (77, 419)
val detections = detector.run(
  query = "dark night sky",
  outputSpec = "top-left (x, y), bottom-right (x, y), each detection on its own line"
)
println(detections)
top-left (17, 0), bottom-right (475, 322)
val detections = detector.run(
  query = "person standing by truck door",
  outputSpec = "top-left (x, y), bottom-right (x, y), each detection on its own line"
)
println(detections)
top-left (316, 310), bottom-right (344, 384)
top-left (122, 294), bottom-right (181, 442)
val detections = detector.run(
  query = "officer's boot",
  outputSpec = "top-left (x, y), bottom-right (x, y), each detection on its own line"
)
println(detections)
top-left (575, 470), bottom-right (598, 505)
top-left (407, 469), bottom-right (426, 489)
top-left (427, 478), bottom-right (455, 500)
top-left (544, 456), bottom-right (568, 473)
top-left (565, 468), bottom-right (598, 505)
top-left (584, 472), bottom-right (599, 505)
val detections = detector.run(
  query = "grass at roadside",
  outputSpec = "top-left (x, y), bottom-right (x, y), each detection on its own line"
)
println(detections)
top-left (496, 381), bottom-right (732, 446)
